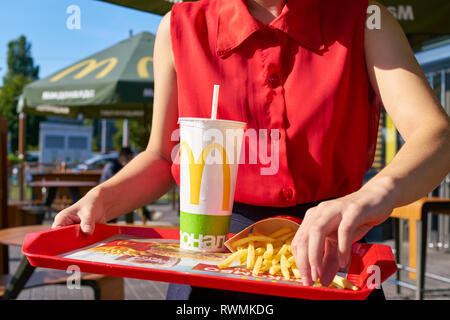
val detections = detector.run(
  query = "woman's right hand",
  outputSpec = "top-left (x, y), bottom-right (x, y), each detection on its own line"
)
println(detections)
top-left (51, 187), bottom-right (108, 235)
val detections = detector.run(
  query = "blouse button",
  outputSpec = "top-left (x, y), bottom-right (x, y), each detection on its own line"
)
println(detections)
top-left (267, 74), bottom-right (280, 88)
top-left (281, 188), bottom-right (294, 201)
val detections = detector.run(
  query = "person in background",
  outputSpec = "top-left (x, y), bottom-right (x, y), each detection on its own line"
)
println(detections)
top-left (99, 147), bottom-right (134, 184)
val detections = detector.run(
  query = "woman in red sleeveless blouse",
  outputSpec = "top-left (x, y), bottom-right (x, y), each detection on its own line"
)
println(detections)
top-left (53, 0), bottom-right (450, 298)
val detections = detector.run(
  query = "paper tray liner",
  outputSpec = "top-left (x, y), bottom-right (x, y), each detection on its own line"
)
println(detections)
top-left (22, 222), bottom-right (397, 300)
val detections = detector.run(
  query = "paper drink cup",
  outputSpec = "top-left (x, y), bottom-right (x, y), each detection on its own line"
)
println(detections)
top-left (178, 117), bottom-right (246, 252)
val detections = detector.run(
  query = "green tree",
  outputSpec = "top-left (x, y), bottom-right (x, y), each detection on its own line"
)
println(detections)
top-left (113, 117), bottom-right (151, 152)
top-left (0, 35), bottom-right (44, 153)
top-left (4, 35), bottom-right (39, 82)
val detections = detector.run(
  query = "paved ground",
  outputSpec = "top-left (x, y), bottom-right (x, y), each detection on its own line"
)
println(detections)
top-left (6, 201), bottom-right (450, 300)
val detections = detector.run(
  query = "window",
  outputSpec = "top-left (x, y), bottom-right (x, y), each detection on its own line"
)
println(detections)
top-left (44, 135), bottom-right (65, 148)
top-left (68, 136), bottom-right (88, 150)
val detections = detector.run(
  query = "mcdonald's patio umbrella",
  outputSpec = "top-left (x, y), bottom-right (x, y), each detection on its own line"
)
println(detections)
top-left (19, 31), bottom-right (155, 119)
top-left (101, 0), bottom-right (450, 35)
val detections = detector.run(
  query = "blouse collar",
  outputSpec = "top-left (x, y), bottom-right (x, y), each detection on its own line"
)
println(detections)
top-left (216, 0), bottom-right (325, 57)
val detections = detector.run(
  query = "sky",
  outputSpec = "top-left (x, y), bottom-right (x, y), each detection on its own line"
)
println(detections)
top-left (0, 0), bottom-right (163, 86)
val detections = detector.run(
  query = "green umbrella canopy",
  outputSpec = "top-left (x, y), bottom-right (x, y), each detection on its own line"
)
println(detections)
top-left (101, 0), bottom-right (450, 34)
top-left (20, 31), bottom-right (155, 119)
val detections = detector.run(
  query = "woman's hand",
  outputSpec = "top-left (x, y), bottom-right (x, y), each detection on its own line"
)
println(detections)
top-left (52, 187), bottom-right (108, 235)
top-left (291, 177), bottom-right (397, 287)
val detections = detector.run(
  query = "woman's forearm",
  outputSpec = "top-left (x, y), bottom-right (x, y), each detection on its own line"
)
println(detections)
top-left (94, 149), bottom-right (175, 221)
top-left (362, 119), bottom-right (450, 209)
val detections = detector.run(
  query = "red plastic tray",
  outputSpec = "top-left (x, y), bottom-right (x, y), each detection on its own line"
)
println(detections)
top-left (22, 224), bottom-right (397, 300)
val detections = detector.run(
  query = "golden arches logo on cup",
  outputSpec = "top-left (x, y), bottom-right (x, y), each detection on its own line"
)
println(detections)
top-left (178, 118), bottom-right (246, 252)
top-left (179, 141), bottom-right (231, 211)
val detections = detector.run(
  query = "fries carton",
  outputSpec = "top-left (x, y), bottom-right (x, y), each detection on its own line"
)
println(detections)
top-left (223, 215), bottom-right (398, 291)
top-left (224, 215), bottom-right (301, 252)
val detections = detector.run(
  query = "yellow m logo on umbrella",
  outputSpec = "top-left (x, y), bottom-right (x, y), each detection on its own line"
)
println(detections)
top-left (49, 58), bottom-right (118, 82)
top-left (180, 141), bottom-right (231, 211)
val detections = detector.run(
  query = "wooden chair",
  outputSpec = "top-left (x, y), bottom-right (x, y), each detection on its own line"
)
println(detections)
top-left (7, 201), bottom-right (47, 227)
top-left (390, 197), bottom-right (450, 300)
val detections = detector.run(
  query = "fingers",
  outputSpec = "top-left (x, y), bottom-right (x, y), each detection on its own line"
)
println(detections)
top-left (292, 200), bottom-right (362, 287)
top-left (308, 208), bottom-right (341, 281)
top-left (52, 208), bottom-right (80, 229)
top-left (51, 206), bottom-right (95, 235)
top-left (307, 208), bottom-right (341, 281)
top-left (292, 222), bottom-right (312, 286)
top-left (80, 213), bottom-right (95, 235)
top-left (318, 239), bottom-right (339, 287)
top-left (337, 206), bottom-right (361, 268)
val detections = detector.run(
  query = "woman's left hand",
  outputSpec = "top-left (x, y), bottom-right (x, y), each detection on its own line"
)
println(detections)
top-left (291, 177), bottom-right (397, 287)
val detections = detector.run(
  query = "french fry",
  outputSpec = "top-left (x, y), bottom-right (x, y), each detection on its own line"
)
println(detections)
top-left (255, 247), bottom-right (265, 256)
top-left (218, 249), bottom-right (246, 269)
top-left (271, 255), bottom-right (280, 266)
top-left (276, 243), bottom-right (289, 257)
top-left (330, 275), bottom-right (359, 291)
top-left (262, 259), bottom-right (272, 272)
top-left (238, 249), bottom-right (248, 265)
top-left (252, 256), bottom-right (263, 276)
top-left (263, 243), bottom-right (273, 259)
top-left (275, 231), bottom-right (296, 243)
top-left (291, 267), bottom-right (301, 279)
top-left (231, 235), bottom-right (274, 248)
top-left (269, 264), bottom-right (281, 275)
top-left (246, 242), bottom-right (255, 269)
top-left (280, 254), bottom-right (290, 280)
top-left (269, 227), bottom-right (293, 238)
top-left (313, 279), bottom-right (323, 287)
top-left (287, 255), bottom-right (295, 267)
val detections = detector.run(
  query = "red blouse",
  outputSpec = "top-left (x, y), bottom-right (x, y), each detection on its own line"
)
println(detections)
top-left (170, 0), bottom-right (381, 207)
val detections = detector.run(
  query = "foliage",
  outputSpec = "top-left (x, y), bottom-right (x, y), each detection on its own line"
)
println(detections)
top-left (3, 35), bottom-right (39, 83)
top-left (0, 35), bottom-right (44, 153)
top-left (113, 118), bottom-right (150, 152)
top-left (7, 153), bottom-right (22, 164)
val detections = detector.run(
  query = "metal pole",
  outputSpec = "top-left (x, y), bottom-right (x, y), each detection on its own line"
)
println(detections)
top-left (122, 119), bottom-right (129, 147)
top-left (18, 113), bottom-right (26, 201)
top-left (101, 119), bottom-right (107, 154)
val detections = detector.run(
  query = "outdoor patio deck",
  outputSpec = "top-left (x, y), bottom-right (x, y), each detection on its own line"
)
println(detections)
top-left (6, 202), bottom-right (450, 300)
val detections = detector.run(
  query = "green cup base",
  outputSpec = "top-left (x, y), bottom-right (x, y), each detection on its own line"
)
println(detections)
top-left (179, 210), bottom-right (231, 252)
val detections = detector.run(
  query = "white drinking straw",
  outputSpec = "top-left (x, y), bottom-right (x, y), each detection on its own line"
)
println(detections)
top-left (211, 84), bottom-right (220, 120)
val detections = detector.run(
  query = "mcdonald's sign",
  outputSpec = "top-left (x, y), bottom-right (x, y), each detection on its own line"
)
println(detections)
top-left (50, 57), bottom-right (118, 82)
top-left (49, 56), bottom-right (154, 82)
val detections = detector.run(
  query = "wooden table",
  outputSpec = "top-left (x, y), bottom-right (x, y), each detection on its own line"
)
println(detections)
top-left (30, 170), bottom-right (101, 203)
top-left (390, 197), bottom-right (450, 300)
top-left (0, 224), bottom-right (127, 300)
top-left (29, 180), bottom-right (97, 207)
